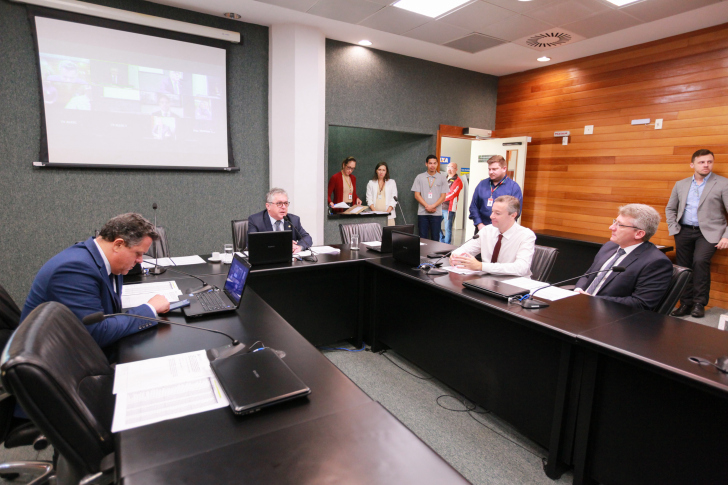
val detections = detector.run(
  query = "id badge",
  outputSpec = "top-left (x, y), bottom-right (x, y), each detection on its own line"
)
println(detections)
top-left (378, 194), bottom-right (383, 199)
top-left (348, 193), bottom-right (352, 201)
top-left (428, 192), bottom-right (433, 199)
top-left (487, 198), bottom-right (494, 207)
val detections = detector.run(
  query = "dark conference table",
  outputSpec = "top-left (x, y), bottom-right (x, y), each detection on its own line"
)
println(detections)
top-left (121, 241), bottom-right (728, 485)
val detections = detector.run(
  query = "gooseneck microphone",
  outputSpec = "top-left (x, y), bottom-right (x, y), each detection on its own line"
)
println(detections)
top-left (421, 232), bottom-right (481, 275)
top-left (149, 203), bottom-right (166, 275)
top-left (393, 196), bottom-right (407, 225)
top-left (284, 215), bottom-right (317, 262)
top-left (82, 312), bottom-right (245, 361)
top-left (521, 266), bottom-right (627, 309)
top-left (160, 266), bottom-right (216, 295)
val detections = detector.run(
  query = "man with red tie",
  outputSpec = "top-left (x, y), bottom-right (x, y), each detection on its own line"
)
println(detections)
top-left (450, 195), bottom-right (535, 277)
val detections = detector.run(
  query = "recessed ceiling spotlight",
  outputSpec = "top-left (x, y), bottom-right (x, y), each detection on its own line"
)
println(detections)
top-left (393, 0), bottom-right (471, 18)
top-left (223, 12), bottom-right (241, 19)
top-left (604, 0), bottom-right (641, 6)
top-left (537, 56), bottom-right (551, 62)
top-left (358, 40), bottom-right (372, 46)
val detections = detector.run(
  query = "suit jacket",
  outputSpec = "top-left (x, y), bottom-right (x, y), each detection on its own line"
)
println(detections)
top-left (575, 241), bottom-right (673, 311)
top-left (20, 238), bottom-right (156, 348)
top-left (665, 173), bottom-right (728, 243)
top-left (247, 210), bottom-right (312, 249)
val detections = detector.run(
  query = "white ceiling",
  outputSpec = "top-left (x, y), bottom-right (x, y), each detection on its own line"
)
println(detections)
top-left (145, 0), bottom-right (728, 75)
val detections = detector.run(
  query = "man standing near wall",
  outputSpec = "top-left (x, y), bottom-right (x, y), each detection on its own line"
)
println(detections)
top-left (440, 162), bottom-right (463, 244)
top-left (469, 155), bottom-right (523, 231)
top-left (412, 155), bottom-right (448, 240)
top-left (666, 149), bottom-right (728, 318)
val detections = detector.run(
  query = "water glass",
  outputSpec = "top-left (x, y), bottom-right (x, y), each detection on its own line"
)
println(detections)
top-left (351, 234), bottom-right (360, 251)
top-left (223, 244), bottom-right (234, 264)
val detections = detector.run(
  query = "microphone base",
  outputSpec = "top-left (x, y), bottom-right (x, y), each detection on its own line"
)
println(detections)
top-left (206, 342), bottom-right (246, 361)
top-left (522, 298), bottom-right (550, 309)
top-left (421, 267), bottom-right (448, 275)
top-left (149, 266), bottom-right (166, 275)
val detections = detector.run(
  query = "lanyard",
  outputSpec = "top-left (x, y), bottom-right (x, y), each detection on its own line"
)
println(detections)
top-left (343, 173), bottom-right (352, 191)
top-left (490, 177), bottom-right (505, 197)
top-left (427, 175), bottom-right (436, 189)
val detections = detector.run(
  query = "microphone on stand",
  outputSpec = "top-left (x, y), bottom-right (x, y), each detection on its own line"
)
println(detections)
top-left (521, 266), bottom-right (627, 309)
top-left (149, 203), bottom-right (166, 275)
top-left (162, 266), bottom-right (216, 295)
top-left (420, 233), bottom-right (481, 275)
top-left (284, 215), bottom-right (317, 262)
top-left (82, 312), bottom-right (245, 361)
top-left (393, 196), bottom-right (407, 225)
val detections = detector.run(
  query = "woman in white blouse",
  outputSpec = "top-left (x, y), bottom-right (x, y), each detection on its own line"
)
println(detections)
top-left (366, 162), bottom-right (398, 226)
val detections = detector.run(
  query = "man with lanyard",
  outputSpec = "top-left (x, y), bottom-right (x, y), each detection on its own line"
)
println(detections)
top-left (412, 155), bottom-right (448, 240)
top-left (469, 155), bottom-right (523, 231)
top-left (666, 149), bottom-right (728, 318)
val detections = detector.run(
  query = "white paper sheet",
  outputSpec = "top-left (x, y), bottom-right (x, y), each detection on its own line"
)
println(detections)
top-left (370, 211), bottom-right (390, 214)
top-left (121, 281), bottom-right (182, 308)
top-left (442, 266), bottom-right (485, 275)
top-left (113, 350), bottom-right (213, 394)
top-left (347, 206), bottom-right (367, 214)
top-left (311, 246), bottom-right (341, 254)
top-left (170, 255), bottom-right (206, 265)
top-left (363, 241), bottom-right (382, 248)
top-left (332, 202), bottom-right (350, 208)
top-left (235, 251), bottom-right (248, 258)
top-left (502, 277), bottom-right (578, 301)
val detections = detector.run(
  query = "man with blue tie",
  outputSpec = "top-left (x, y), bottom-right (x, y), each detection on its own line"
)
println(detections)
top-left (21, 213), bottom-right (170, 348)
top-left (575, 204), bottom-right (673, 311)
top-left (247, 188), bottom-right (312, 253)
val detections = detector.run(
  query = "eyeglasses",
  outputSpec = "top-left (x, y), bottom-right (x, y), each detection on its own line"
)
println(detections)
top-left (268, 201), bottom-right (290, 207)
top-left (612, 219), bottom-right (642, 231)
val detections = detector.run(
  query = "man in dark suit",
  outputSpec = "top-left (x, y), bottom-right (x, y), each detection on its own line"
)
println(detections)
top-left (248, 188), bottom-right (312, 253)
top-left (575, 204), bottom-right (673, 311)
top-left (21, 213), bottom-right (170, 348)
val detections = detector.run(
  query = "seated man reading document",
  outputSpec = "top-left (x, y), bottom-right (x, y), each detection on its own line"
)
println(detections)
top-left (248, 188), bottom-right (312, 254)
top-left (575, 204), bottom-right (673, 311)
top-left (450, 195), bottom-right (536, 277)
top-left (21, 213), bottom-right (170, 348)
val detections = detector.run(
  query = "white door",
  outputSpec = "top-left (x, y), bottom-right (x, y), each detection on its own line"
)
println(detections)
top-left (464, 136), bottom-right (528, 240)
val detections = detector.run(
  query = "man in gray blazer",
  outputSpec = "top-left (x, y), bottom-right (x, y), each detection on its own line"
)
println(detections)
top-left (665, 149), bottom-right (728, 317)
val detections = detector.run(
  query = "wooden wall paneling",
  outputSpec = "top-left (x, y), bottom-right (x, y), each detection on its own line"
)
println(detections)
top-left (497, 22), bottom-right (728, 309)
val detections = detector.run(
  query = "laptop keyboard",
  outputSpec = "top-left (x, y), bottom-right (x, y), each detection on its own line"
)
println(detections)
top-left (198, 290), bottom-right (233, 311)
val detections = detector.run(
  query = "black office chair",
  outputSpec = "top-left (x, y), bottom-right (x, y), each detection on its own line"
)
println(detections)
top-left (530, 245), bottom-right (559, 282)
top-left (231, 220), bottom-right (249, 252)
top-left (339, 223), bottom-right (383, 245)
top-left (0, 284), bottom-right (53, 483)
top-left (654, 264), bottom-right (692, 316)
top-left (1, 302), bottom-right (116, 485)
top-left (144, 226), bottom-right (170, 258)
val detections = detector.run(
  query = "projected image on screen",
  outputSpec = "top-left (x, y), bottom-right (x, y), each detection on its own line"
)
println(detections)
top-left (35, 17), bottom-right (230, 169)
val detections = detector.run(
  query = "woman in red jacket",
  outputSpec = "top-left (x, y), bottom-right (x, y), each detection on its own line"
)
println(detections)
top-left (328, 156), bottom-right (362, 209)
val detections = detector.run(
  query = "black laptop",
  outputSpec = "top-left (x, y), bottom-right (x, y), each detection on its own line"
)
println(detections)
top-left (247, 230), bottom-right (293, 265)
top-left (392, 230), bottom-right (431, 267)
top-left (364, 224), bottom-right (415, 253)
top-left (183, 254), bottom-right (251, 317)
top-left (462, 277), bottom-right (530, 300)
top-left (210, 347), bottom-right (311, 415)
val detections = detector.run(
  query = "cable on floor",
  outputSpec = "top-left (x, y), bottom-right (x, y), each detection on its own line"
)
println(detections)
top-left (467, 411), bottom-right (545, 460)
top-left (318, 344), bottom-right (366, 352)
top-left (379, 350), bottom-right (434, 380)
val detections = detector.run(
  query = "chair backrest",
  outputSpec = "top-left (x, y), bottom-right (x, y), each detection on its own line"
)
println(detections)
top-left (231, 220), bottom-right (249, 252)
top-left (339, 223), bottom-right (383, 245)
top-left (1, 302), bottom-right (115, 478)
top-left (0, 283), bottom-right (20, 332)
top-left (145, 226), bottom-right (170, 258)
top-left (654, 265), bottom-right (692, 315)
top-left (530, 245), bottom-right (559, 282)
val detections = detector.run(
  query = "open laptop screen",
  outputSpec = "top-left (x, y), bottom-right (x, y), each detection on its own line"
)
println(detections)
top-left (224, 256), bottom-right (250, 305)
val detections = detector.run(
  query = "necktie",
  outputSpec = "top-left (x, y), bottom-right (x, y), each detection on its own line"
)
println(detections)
top-left (491, 234), bottom-right (503, 263)
top-left (586, 248), bottom-right (626, 295)
top-left (275, 220), bottom-right (282, 232)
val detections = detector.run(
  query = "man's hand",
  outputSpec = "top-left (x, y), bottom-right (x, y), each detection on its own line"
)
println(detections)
top-left (426, 205), bottom-right (436, 213)
top-left (450, 252), bottom-right (481, 271)
top-left (292, 241), bottom-right (302, 254)
top-left (717, 238), bottom-right (728, 250)
top-left (477, 223), bottom-right (486, 231)
top-left (148, 294), bottom-right (170, 314)
top-left (574, 288), bottom-right (591, 296)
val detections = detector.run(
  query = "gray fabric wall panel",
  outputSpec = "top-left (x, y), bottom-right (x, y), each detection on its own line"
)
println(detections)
top-left (324, 40), bottom-right (498, 239)
top-left (0, 0), bottom-right (269, 305)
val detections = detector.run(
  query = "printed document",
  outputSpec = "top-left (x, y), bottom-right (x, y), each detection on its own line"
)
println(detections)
top-left (122, 281), bottom-right (181, 308)
top-left (502, 277), bottom-right (577, 301)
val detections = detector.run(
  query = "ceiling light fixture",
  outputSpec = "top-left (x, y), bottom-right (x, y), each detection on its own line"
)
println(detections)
top-left (604, 0), bottom-right (641, 6)
top-left (223, 12), bottom-right (241, 19)
top-left (358, 40), bottom-right (372, 46)
top-left (393, 0), bottom-right (472, 19)
top-left (537, 56), bottom-right (551, 62)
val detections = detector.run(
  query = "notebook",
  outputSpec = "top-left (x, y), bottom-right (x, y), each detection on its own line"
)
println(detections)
top-left (210, 347), bottom-right (311, 415)
top-left (182, 254), bottom-right (250, 317)
top-left (364, 224), bottom-right (415, 253)
top-left (461, 277), bottom-right (530, 300)
top-left (247, 230), bottom-right (293, 265)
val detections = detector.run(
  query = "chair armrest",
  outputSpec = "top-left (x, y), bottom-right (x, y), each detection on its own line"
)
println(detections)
top-left (79, 453), bottom-right (115, 485)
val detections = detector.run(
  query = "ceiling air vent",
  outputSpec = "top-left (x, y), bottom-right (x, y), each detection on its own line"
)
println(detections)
top-left (514, 28), bottom-right (585, 52)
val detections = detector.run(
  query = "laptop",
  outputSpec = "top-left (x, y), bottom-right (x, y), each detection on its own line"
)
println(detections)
top-left (183, 254), bottom-right (251, 317)
top-left (462, 277), bottom-right (530, 301)
top-left (210, 347), bottom-right (311, 415)
top-left (364, 224), bottom-right (415, 253)
top-left (392, 231), bottom-right (431, 267)
top-left (247, 230), bottom-right (293, 265)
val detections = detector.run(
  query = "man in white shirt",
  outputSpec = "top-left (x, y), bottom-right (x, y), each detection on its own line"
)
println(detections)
top-left (574, 204), bottom-right (673, 311)
top-left (450, 195), bottom-right (535, 277)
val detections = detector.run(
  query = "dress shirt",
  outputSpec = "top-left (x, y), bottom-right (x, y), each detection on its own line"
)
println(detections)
top-left (453, 222), bottom-right (536, 277)
top-left (591, 242), bottom-right (642, 295)
top-left (681, 172), bottom-right (712, 226)
top-left (93, 239), bottom-right (157, 317)
top-left (469, 177), bottom-right (523, 227)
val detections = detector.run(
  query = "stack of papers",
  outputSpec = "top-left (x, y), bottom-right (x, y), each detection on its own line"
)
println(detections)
top-left (122, 281), bottom-right (182, 308)
top-left (502, 277), bottom-right (577, 301)
top-left (142, 255), bottom-right (206, 267)
top-left (311, 246), bottom-right (341, 255)
top-left (112, 350), bottom-right (228, 432)
top-left (332, 202), bottom-right (350, 209)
